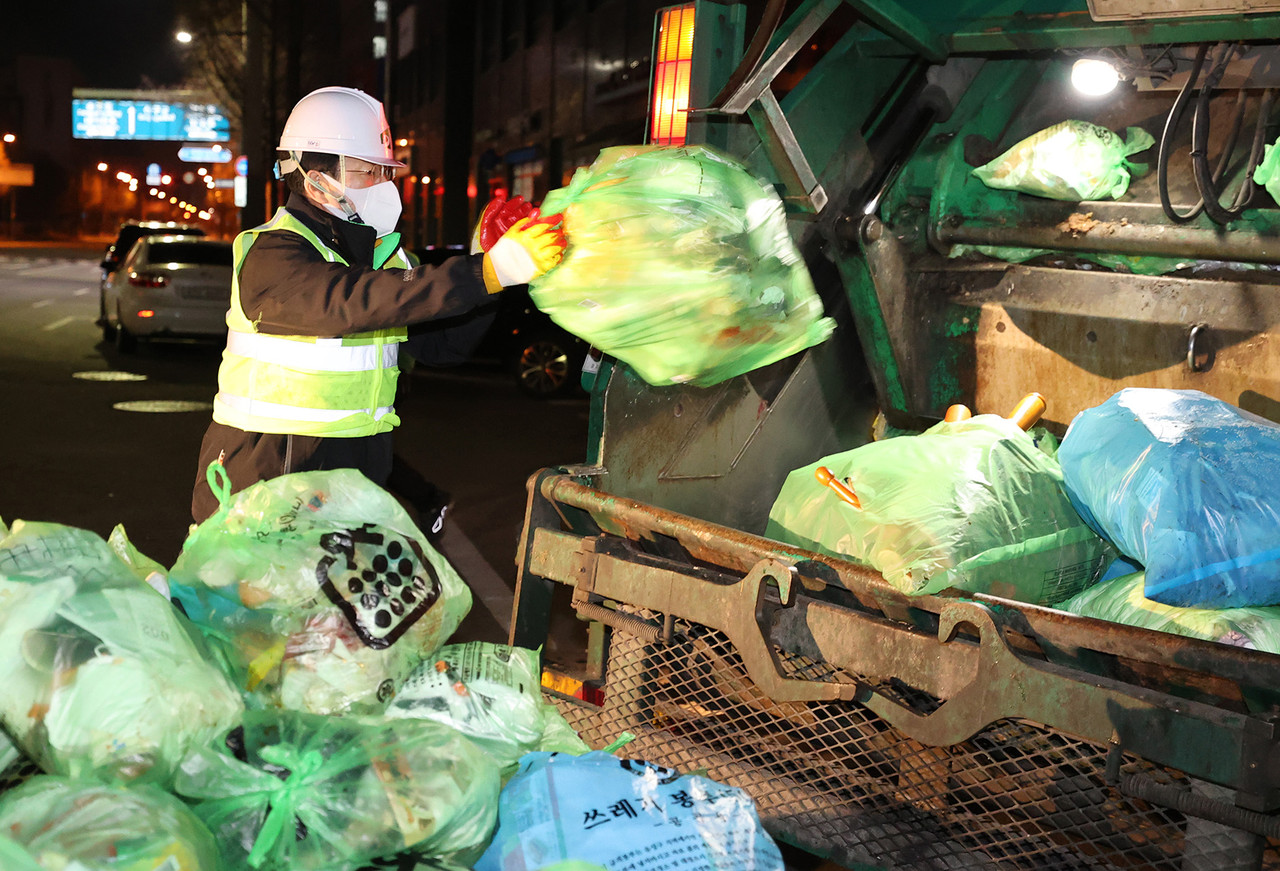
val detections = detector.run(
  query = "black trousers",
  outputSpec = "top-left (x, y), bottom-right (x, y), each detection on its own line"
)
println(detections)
top-left (191, 422), bottom-right (394, 523)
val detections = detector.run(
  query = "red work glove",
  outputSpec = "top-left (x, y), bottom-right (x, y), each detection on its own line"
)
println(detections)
top-left (482, 210), bottom-right (567, 292)
top-left (471, 194), bottom-right (536, 254)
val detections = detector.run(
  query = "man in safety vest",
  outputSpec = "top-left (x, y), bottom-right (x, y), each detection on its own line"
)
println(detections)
top-left (190, 86), bottom-right (565, 523)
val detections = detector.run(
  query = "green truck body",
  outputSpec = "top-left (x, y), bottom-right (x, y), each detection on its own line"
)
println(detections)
top-left (511, 2), bottom-right (1280, 868)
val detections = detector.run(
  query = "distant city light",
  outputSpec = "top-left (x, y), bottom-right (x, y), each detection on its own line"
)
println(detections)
top-left (97, 162), bottom-right (108, 171)
top-left (175, 31), bottom-right (193, 44)
top-left (2, 133), bottom-right (14, 143)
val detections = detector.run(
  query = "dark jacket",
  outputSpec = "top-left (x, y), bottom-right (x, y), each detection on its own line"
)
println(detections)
top-left (191, 193), bottom-right (496, 523)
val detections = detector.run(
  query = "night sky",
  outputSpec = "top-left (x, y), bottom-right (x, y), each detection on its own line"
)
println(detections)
top-left (7, 2), bottom-right (186, 90)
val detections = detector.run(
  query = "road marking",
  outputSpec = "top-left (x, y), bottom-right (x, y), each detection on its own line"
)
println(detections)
top-left (73, 370), bottom-right (148, 382)
top-left (112, 400), bottom-right (214, 413)
top-left (32, 299), bottom-right (54, 308)
top-left (74, 288), bottom-right (90, 296)
top-left (41, 316), bottom-right (77, 331)
top-left (19, 263), bottom-right (97, 279)
top-left (437, 523), bottom-right (513, 632)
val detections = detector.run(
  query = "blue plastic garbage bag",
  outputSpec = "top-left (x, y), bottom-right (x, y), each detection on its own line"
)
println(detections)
top-left (1059, 388), bottom-right (1280, 608)
top-left (474, 751), bottom-right (784, 871)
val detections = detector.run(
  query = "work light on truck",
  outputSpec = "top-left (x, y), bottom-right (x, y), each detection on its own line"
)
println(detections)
top-left (649, 3), bottom-right (697, 146)
top-left (1072, 57), bottom-right (1121, 95)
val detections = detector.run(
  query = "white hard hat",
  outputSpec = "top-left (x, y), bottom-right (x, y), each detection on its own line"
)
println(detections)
top-left (278, 86), bottom-right (405, 167)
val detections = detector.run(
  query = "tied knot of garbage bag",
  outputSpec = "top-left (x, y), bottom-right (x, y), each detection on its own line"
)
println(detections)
top-left (206, 459), bottom-right (234, 517)
top-left (247, 745), bottom-right (326, 868)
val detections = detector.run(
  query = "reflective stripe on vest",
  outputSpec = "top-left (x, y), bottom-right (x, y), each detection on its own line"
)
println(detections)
top-left (213, 208), bottom-right (410, 437)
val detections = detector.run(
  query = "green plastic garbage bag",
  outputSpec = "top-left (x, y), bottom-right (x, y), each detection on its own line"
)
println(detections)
top-left (1056, 571), bottom-right (1280, 653)
top-left (0, 727), bottom-right (23, 775)
top-left (0, 775), bottom-right (226, 871)
top-left (1253, 138), bottom-right (1280, 203)
top-left (766, 415), bottom-right (1114, 603)
top-left (385, 642), bottom-right (590, 776)
top-left (972, 121), bottom-right (1154, 201)
top-left (532, 144), bottom-right (834, 387)
top-left (0, 521), bottom-right (244, 786)
top-left (170, 465), bottom-right (471, 715)
top-left (0, 835), bottom-right (42, 871)
top-left (173, 710), bottom-right (500, 871)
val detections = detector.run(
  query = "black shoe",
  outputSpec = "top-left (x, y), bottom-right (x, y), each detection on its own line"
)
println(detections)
top-left (420, 491), bottom-right (452, 545)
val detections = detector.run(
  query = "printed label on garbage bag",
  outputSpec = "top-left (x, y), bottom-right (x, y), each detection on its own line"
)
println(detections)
top-left (316, 524), bottom-right (442, 650)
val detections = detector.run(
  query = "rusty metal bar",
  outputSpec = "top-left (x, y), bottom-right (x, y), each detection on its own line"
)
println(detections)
top-left (530, 471), bottom-right (1280, 692)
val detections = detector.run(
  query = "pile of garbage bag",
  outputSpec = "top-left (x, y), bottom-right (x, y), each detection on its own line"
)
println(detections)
top-left (768, 385), bottom-right (1280, 654)
top-left (766, 411), bottom-right (1113, 604)
top-left (0, 464), bottom-right (785, 870)
top-left (531, 144), bottom-right (834, 387)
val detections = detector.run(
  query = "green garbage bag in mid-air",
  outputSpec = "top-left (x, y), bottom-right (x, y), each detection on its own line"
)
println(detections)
top-left (532, 144), bottom-right (834, 387)
top-left (766, 415), bottom-right (1114, 604)
top-left (972, 120), bottom-right (1155, 201)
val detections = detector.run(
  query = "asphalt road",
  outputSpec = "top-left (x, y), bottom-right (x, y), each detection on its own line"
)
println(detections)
top-left (0, 239), bottom-right (592, 658)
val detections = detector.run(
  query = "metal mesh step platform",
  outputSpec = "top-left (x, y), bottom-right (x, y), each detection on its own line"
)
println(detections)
top-left (514, 470), bottom-right (1280, 871)
top-left (552, 612), bottom-right (1273, 870)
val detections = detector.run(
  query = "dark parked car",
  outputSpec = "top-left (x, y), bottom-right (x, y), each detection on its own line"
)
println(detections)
top-left (99, 220), bottom-right (205, 289)
top-left (412, 246), bottom-right (588, 398)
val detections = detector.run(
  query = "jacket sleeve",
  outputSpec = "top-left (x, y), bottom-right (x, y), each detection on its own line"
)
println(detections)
top-left (402, 302), bottom-right (499, 367)
top-left (236, 231), bottom-right (491, 337)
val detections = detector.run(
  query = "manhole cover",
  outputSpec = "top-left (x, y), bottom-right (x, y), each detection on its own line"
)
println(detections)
top-left (73, 370), bottom-right (148, 382)
top-left (112, 400), bottom-right (213, 413)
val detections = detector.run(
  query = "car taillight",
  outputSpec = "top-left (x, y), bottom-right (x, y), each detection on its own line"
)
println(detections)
top-left (128, 272), bottom-right (169, 288)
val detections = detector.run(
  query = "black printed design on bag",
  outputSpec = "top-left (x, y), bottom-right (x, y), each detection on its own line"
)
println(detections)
top-left (316, 524), bottom-right (442, 649)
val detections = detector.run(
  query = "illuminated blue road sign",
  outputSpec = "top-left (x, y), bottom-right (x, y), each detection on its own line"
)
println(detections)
top-left (178, 146), bottom-right (233, 163)
top-left (73, 99), bottom-right (231, 142)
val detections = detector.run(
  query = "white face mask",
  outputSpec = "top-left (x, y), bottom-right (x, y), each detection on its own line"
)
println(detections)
top-left (315, 172), bottom-right (402, 238)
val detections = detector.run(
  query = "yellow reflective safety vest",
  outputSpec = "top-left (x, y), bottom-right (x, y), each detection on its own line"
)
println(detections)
top-left (212, 209), bottom-right (412, 437)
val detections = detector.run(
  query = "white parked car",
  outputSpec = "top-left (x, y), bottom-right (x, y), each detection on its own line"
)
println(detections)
top-left (99, 235), bottom-right (233, 352)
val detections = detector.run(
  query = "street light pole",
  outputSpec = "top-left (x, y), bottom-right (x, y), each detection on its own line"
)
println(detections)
top-left (241, 0), bottom-right (267, 231)
top-left (2, 133), bottom-right (18, 239)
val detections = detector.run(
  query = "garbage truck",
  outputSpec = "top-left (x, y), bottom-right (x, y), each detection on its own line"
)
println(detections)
top-left (509, 1), bottom-right (1280, 868)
